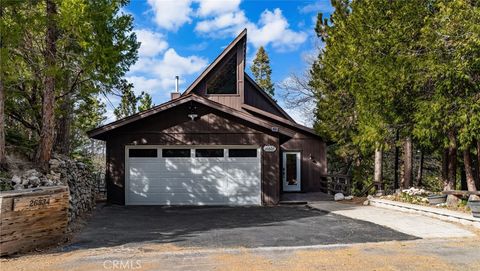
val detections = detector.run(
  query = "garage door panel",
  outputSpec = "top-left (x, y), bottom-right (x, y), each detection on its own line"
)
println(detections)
top-left (126, 146), bottom-right (261, 206)
top-left (128, 177), bottom-right (226, 193)
top-left (227, 195), bottom-right (260, 205)
top-left (127, 193), bottom-right (227, 205)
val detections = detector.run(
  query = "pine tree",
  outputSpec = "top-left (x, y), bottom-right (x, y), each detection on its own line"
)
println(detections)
top-left (415, 0), bottom-right (480, 191)
top-left (36, 0), bottom-right (58, 169)
top-left (311, 0), bottom-right (432, 191)
top-left (137, 92), bottom-right (153, 112)
top-left (251, 46), bottom-right (275, 97)
top-left (114, 80), bottom-right (138, 120)
top-left (2, 0), bottom-right (138, 161)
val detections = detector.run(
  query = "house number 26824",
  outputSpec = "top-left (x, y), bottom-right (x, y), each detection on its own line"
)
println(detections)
top-left (29, 198), bottom-right (50, 207)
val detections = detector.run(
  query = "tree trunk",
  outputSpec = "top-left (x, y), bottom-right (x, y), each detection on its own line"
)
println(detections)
top-left (0, 6), bottom-right (6, 171)
top-left (444, 131), bottom-right (457, 191)
top-left (36, 0), bottom-right (57, 170)
top-left (464, 149), bottom-right (477, 192)
top-left (0, 77), bottom-right (6, 170)
top-left (374, 147), bottom-right (383, 184)
top-left (54, 94), bottom-right (73, 155)
top-left (442, 148), bottom-right (449, 186)
top-left (416, 151), bottom-right (424, 187)
top-left (402, 136), bottom-right (413, 188)
top-left (394, 130), bottom-right (400, 190)
top-left (476, 141), bottom-right (480, 188)
top-left (460, 164), bottom-right (467, 191)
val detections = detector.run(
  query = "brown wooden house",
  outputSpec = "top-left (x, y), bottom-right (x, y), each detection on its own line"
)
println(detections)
top-left (88, 29), bottom-right (327, 206)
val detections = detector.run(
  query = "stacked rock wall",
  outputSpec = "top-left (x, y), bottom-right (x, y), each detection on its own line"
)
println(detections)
top-left (49, 155), bottom-right (97, 223)
top-left (1, 154), bottom-right (98, 224)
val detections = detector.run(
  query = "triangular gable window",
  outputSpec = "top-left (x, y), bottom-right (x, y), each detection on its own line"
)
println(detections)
top-left (206, 53), bottom-right (237, 94)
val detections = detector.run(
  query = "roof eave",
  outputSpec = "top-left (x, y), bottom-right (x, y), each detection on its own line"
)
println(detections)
top-left (87, 93), bottom-right (296, 140)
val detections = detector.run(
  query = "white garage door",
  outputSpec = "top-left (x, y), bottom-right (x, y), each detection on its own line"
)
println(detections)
top-left (126, 146), bottom-right (261, 205)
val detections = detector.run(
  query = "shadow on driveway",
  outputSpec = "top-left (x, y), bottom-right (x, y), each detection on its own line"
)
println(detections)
top-left (64, 204), bottom-right (417, 251)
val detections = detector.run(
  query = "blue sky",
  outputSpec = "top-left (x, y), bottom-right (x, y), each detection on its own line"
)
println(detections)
top-left (106, 0), bottom-right (334, 125)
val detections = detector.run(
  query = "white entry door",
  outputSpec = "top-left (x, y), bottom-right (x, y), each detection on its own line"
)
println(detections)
top-left (126, 146), bottom-right (261, 206)
top-left (282, 152), bottom-right (301, 192)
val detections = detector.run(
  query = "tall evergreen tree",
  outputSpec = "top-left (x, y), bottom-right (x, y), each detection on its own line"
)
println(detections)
top-left (311, 0), bottom-right (431, 190)
top-left (36, 0), bottom-right (58, 169)
top-left (1, 0), bottom-right (139, 163)
top-left (251, 46), bottom-right (275, 97)
top-left (114, 80), bottom-right (138, 120)
top-left (0, 3), bottom-right (6, 170)
top-left (137, 92), bottom-right (153, 112)
top-left (415, 0), bottom-right (480, 191)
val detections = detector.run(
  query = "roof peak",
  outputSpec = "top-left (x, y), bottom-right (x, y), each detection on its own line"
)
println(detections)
top-left (182, 29), bottom-right (247, 95)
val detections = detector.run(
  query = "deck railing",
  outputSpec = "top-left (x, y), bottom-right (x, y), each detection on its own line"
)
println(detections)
top-left (319, 174), bottom-right (352, 196)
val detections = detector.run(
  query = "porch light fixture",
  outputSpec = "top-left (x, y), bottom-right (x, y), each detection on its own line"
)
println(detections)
top-left (188, 113), bottom-right (198, 121)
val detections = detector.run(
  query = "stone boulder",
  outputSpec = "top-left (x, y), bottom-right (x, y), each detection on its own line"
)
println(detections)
top-left (334, 193), bottom-right (345, 201)
top-left (446, 194), bottom-right (461, 207)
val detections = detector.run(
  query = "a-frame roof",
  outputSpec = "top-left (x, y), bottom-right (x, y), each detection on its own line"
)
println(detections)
top-left (182, 29), bottom-right (294, 122)
top-left (182, 29), bottom-right (247, 96)
top-left (88, 29), bottom-right (323, 140)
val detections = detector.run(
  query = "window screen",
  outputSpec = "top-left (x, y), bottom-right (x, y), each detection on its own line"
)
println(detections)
top-left (206, 53), bottom-right (237, 94)
top-left (195, 149), bottom-right (224, 157)
top-left (129, 149), bottom-right (157, 158)
top-left (228, 149), bottom-right (257, 157)
top-left (162, 149), bottom-right (191, 157)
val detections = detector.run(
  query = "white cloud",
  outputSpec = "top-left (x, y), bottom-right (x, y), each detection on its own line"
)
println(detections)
top-left (145, 0), bottom-right (306, 51)
top-left (135, 29), bottom-right (168, 57)
top-left (129, 57), bottom-right (157, 74)
top-left (127, 48), bottom-right (208, 97)
top-left (299, 1), bottom-right (335, 14)
top-left (249, 9), bottom-right (307, 51)
top-left (147, 0), bottom-right (193, 31)
top-left (196, 0), bottom-right (241, 17)
top-left (195, 10), bottom-right (248, 34)
top-left (124, 76), bottom-right (165, 96)
top-left (195, 8), bottom-right (307, 51)
top-left (154, 48), bottom-right (208, 81)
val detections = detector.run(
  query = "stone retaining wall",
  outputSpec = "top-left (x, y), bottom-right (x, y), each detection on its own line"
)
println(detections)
top-left (49, 156), bottom-right (97, 223)
top-left (1, 154), bottom-right (97, 225)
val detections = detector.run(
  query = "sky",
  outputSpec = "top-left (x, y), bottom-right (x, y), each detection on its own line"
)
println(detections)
top-left (105, 0), bottom-right (334, 126)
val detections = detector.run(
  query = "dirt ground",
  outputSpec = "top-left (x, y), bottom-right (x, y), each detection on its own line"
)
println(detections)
top-left (1, 236), bottom-right (479, 271)
top-left (2, 203), bottom-right (478, 271)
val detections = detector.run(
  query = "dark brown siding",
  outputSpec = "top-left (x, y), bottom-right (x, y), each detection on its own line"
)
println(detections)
top-left (104, 104), bottom-right (281, 205)
top-left (281, 133), bottom-right (327, 192)
top-left (244, 79), bottom-right (287, 119)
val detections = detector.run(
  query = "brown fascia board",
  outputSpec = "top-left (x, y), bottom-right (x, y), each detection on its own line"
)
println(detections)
top-left (87, 94), bottom-right (195, 139)
top-left (182, 29), bottom-right (247, 96)
top-left (242, 103), bottom-right (322, 140)
top-left (244, 74), bottom-right (296, 122)
top-left (88, 93), bottom-right (296, 139)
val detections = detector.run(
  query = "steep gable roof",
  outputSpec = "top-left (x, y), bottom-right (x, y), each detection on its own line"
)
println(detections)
top-left (88, 29), bottom-right (323, 141)
top-left (244, 74), bottom-right (295, 122)
top-left (182, 29), bottom-right (247, 96)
